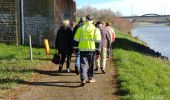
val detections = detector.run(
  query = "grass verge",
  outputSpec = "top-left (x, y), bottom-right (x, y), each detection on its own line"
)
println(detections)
top-left (0, 43), bottom-right (55, 98)
top-left (113, 32), bottom-right (170, 100)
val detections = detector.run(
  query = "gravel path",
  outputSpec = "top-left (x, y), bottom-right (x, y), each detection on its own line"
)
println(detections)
top-left (10, 57), bottom-right (119, 100)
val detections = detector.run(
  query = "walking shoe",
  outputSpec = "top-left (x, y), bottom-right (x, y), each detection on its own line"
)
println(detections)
top-left (67, 68), bottom-right (70, 73)
top-left (58, 66), bottom-right (62, 73)
top-left (94, 68), bottom-right (98, 71)
top-left (101, 69), bottom-right (106, 74)
top-left (89, 79), bottom-right (96, 83)
top-left (81, 80), bottom-right (86, 86)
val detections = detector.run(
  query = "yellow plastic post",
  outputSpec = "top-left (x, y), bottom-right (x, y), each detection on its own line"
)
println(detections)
top-left (44, 39), bottom-right (50, 54)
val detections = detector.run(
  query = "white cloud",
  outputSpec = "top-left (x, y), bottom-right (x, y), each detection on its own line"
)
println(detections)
top-left (88, 0), bottom-right (170, 16)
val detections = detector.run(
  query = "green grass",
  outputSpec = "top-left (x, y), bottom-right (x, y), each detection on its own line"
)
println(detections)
top-left (0, 43), bottom-right (55, 97)
top-left (113, 32), bottom-right (170, 100)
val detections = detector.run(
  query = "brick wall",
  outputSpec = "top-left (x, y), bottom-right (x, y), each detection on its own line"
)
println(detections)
top-left (23, 0), bottom-right (54, 47)
top-left (24, 15), bottom-right (54, 46)
top-left (0, 0), bottom-right (76, 46)
top-left (24, 0), bottom-right (76, 47)
top-left (0, 0), bottom-right (17, 44)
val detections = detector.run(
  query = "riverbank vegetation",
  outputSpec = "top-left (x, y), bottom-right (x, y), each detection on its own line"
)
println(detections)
top-left (113, 31), bottom-right (170, 99)
top-left (77, 6), bottom-right (133, 33)
top-left (0, 43), bottom-right (55, 98)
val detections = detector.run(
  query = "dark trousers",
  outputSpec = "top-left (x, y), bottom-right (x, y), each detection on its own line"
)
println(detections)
top-left (107, 48), bottom-right (111, 57)
top-left (80, 54), bottom-right (95, 81)
top-left (59, 53), bottom-right (71, 69)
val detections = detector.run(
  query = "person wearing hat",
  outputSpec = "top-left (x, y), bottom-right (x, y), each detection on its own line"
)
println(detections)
top-left (55, 19), bottom-right (73, 73)
top-left (74, 15), bottom-right (101, 86)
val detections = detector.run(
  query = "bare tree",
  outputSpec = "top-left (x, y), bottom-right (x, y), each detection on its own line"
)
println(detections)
top-left (77, 6), bottom-right (133, 33)
top-left (112, 17), bottom-right (133, 33)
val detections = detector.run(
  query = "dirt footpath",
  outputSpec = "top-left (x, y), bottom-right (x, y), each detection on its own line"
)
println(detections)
top-left (10, 57), bottom-right (119, 100)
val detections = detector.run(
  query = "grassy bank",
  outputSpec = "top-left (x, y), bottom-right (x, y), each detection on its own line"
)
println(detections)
top-left (0, 43), bottom-right (55, 98)
top-left (113, 32), bottom-right (170, 99)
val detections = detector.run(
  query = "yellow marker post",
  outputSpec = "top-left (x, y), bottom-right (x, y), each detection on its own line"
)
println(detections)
top-left (44, 39), bottom-right (50, 54)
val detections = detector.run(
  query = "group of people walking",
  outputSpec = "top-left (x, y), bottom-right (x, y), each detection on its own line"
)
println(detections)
top-left (55, 14), bottom-right (115, 86)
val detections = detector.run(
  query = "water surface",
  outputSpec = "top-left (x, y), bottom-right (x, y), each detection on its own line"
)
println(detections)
top-left (132, 24), bottom-right (170, 58)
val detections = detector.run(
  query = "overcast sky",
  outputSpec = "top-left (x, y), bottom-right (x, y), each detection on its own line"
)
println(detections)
top-left (76, 0), bottom-right (170, 16)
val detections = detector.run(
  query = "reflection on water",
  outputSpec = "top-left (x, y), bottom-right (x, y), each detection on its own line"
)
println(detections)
top-left (132, 24), bottom-right (170, 58)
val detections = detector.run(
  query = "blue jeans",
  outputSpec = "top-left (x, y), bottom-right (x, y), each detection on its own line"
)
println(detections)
top-left (75, 51), bottom-right (80, 70)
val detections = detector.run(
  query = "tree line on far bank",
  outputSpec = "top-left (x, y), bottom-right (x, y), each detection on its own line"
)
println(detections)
top-left (76, 6), bottom-right (133, 34)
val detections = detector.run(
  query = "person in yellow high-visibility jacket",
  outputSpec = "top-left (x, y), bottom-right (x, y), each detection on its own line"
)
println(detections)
top-left (74, 14), bottom-right (101, 86)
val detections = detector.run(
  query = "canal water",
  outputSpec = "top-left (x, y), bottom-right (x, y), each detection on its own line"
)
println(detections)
top-left (131, 24), bottom-right (170, 58)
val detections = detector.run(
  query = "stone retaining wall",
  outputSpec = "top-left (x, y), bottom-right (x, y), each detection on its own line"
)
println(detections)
top-left (0, 0), bottom-right (17, 44)
top-left (0, 0), bottom-right (76, 47)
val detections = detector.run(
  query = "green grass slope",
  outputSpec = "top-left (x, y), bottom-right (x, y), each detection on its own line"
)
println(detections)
top-left (113, 32), bottom-right (170, 100)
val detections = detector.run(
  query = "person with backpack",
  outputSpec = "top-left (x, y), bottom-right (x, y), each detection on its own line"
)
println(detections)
top-left (105, 22), bottom-right (116, 58)
top-left (74, 15), bottom-right (101, 86)
top-left (55, 19), bottom-right (73, 73)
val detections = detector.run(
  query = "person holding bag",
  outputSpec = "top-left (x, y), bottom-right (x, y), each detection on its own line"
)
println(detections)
top-left (51, 51), bottom-right (61, 64)
top-left (55, 19), bottom-right (73, 73)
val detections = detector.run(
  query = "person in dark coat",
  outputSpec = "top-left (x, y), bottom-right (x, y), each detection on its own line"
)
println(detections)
top-left (55, 19), bottom-right (73, 73)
